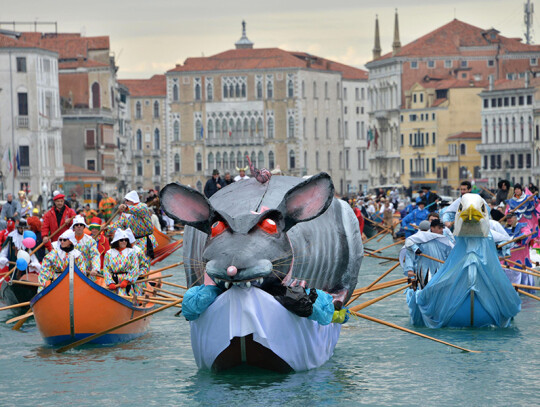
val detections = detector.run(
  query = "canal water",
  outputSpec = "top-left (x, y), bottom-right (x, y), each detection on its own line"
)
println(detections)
top-left (1, 235), bottom-right (539, 406)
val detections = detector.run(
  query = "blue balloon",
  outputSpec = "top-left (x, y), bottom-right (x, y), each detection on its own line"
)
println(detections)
top-left (24, 231), bottom-right (37, 240)
top-left (16, 258), bottom-right (28, 271)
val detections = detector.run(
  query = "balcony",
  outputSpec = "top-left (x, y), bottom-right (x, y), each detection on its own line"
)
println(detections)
top-left (151, 175), bottom-right (162, 185)
top-left (476, 142), bottom-right (531, 153)
top-left (19, 167), bottom-right (31, 177)
top-left (134, 176), bottom-right (144, 185)
top-left (410, 171), bottom-right (426, 179)
top-left (62, 107), bottom-right (113, 119)
top-left (17, 116), bottom-right (29, 128)
top-left (151, 149), bottom-right (161, 158)
top-left (132, 150), bottom-right (143, 158)
top-left (204, 136), bottom-right (265, 147)
top-left (438, 155), bottom-right (458, 163)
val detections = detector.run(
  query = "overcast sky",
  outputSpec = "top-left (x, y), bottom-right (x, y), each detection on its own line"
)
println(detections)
top-left (1, 0), bottom-right (533, 79)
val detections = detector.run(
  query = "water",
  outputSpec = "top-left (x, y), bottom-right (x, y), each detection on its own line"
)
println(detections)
top-left (1, 235), bottom-right (539, 406)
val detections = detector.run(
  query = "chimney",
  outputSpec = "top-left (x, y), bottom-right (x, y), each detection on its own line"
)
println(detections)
top-left (392, 9), bottom-right (401, 56)
top-left (489, 75), bottom-right (493, 91)
top-left (373, 15), bottom-right (381, 60)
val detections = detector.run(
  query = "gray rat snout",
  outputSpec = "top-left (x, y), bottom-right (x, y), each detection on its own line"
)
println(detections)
top-left (206, 259), bottom-right (273, 289)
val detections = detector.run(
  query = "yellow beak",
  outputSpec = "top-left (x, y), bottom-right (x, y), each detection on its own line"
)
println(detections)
top-left (459, 205), bottom-right (483, 222)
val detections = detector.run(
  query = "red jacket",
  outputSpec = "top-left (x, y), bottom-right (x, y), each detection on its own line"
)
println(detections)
top-left (42, 205), bottom-right (76, 249)
top-left (353, 207), bottom-right (365, 234)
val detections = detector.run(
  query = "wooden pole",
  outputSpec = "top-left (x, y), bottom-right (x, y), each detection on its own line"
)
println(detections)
top-left (365, 252), bottom-right (400, 262)
top-left (497, 233), bottom-right (533, 249)
top-left (95, 207), bottom-right (122, 240)
top-left (12, 309), bottom-right (33, 330)
top-left (516, 289), bottom-right (540, 301)
top-left (139, 262), bottom-right (183, 279)
top-left (350, 311), bottom-right (480, 353)
top-left (6, 312), bottom-right (34, 324)
top-left (502, 258), bottom-right (540, 276)
top-left (369, 239), bottom-right (405, 255)
top-left (345, 262), bottom-right (400, 306)
top-left (513, 283), bottom-right (540, 291)
top-left (479, 185), bottom-right (495, 197)
top-left (56, 297), bottom-right (183, 353)
top-left (352, 278), bottom-right (408, 295)
top-left (418, 253), bottom-right (445, 264)
top-left (349, 283), bottom-right (411, 313)
top-left (362, 228), bottom-right (387, 244)
top-left (498, 193), bottom-right (538, 224)
top-left (364, 217), bottom-right (393, 234)
top-left (151, 286), bottom-right (184, 298)
top-left (160, 280), bottom-right (188, 290)
top-left (0, 301), bottom-right (31, 311)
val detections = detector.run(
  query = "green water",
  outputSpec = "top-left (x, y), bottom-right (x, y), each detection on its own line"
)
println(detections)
top-left (1, 236), bottom-right (539, 406)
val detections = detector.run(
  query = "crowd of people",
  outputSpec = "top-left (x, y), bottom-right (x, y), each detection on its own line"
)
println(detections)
top-left (0, 189), bottom-right (169, 300)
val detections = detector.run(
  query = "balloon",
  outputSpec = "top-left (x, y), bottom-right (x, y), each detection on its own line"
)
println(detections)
top-left (22, 237), bottom-right (36, 249)
top-left (16, 250), bottom-right (31, 263)
top-left (16, 258), bottom-right (28, 271)
top-left (25, 231), bottom-right (37, 240)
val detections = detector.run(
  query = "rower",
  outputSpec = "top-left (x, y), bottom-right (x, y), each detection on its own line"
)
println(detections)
top-left (103, 229), bottom-right (139, 296)
top-left (38, 229), bottom-right (87, 292)
top-left (0, 219), bottom-right (41, 278)
top-left (71, 215), bottom-right (101, 281)
top-left (401, 200), bottom-right (428, 238)
top-left (109, 191), bottom-right (157, 275)
top-left (88, 216), bottom-right (110, 270)
top-left (125, 228), bottom-right (148, 297)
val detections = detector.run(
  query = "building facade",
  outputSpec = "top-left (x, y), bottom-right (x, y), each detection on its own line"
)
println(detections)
top-left (0, 30), bottom-right (64, 205)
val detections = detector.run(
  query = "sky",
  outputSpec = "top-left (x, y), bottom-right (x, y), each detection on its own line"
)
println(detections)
top-left (0, 0), bottom-right (533, 79)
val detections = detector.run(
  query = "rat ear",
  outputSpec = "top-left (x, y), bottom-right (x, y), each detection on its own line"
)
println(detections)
top-left (278, 172), bottom-right (334, 232)
top-left (160, 182), bottom-right (214, 234)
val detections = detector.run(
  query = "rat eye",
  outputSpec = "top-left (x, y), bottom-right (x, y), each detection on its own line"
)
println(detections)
top-left (211, 221), bottom-right (228, 238)
top-left (258, 218), bottom-right (278, 235)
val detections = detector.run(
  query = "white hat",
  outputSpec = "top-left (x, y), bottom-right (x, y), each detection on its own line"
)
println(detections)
top-left (124, 228), bottom-right (136, 244)
top-left (59, 229), bottom-right (77, 245)
top-left (124, 190), bottom-right (140, 204)
top-left (111, 229), bottom-right (130, 244)
top-left (71, 215), bottom-right (87, 228)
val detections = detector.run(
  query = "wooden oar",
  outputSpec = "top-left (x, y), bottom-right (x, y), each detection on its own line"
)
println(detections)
top-left (350, 311), bottom-right (480, 353)
top-left (349, 283), bottom-right (411, 313)
top-left (497, 233), bottom-right (533, 249)
top-left (513, 283), bottom-right (540, 291)
top-left (160, 280), bottom-right (188, 290)
top-left (369, 239), bottom-right (405, 255)
top-left (56, 296), bottom-right (183, 353)
top-left (365, 252), bottom-right (400, 262)
top-left (12, 309), bottom-right (33, 330)
top-left (151, 286), bottom-right (184, 298)
top-left (0, 216), bottom-right (75, 284)
top-left (139, 262), bottom-right (183, 279)
top-left (364, 217), bottom-right (394, 234)
top-left (502, 258), bottom-right (540, 275)
top-left (505, 266), bottom-right (540, 278)
top-left (9, 280), bottom-right (41, 287)
top-left (144, 289), bottom-right (177, 301)
top-left (0, 301), bottom-right (31, 311)
top-left (346, 262), bottom-right (400, 306)
top-left (6, 312), bottom-right (34, 324)
top-left (352, 278), bottom-right (409, 296)
top-left (479, 185), bottom-right (495, 197)
top-left (363, 229), bottom-right (387, 244)
top-left (418, 253), bottom-right (444, 264)
top-left (516, 289), bottom-right (540, 301)
top-left (95, 207), bottom-right (122, 240)
top-left (120, 295), bottom-right (182, 308)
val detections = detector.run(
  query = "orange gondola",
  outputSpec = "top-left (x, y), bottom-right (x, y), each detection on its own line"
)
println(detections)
top-left (31, 262), bottom-right (155, 346)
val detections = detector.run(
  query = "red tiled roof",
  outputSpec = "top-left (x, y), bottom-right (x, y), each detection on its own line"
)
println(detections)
top-left (119, 75), bottom-right (167, 97)
top-left (18, 32), bottom-right (110, 60)
top-left (490, 76), bottom-right (540, 90)
top-left (0, 33), bottom-right (47, 49)
top-left (420, 78), bottom-right (488, 89)
top-left (168, 48), bottom-right (367, 80)
top-left (447, 131), bottom-right (481, 140)
top-left (377, 19), bottom-right (540, 61)
top-left (59, 59), bottom-right (109, 69)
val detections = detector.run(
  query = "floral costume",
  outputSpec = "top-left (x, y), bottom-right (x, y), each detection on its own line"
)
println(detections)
top-left (75, 234), bottom-right (101, 282)
top-left (131, 246), bottom-right (149, 297)
top-left (103, 247), bottom-right (139, 296)
top-left (38, 244), bottom-right (87, 292)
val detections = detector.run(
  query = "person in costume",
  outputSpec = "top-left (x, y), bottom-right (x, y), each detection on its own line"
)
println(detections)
top-left (234, 166), bottom-right (250, 182)
top-left (0, 219), bottom-right (41, 278)
top-left (26, 215), bottom-right (46, 262)
top-left (88, 216), bottom-right (109, 269)
top-left (125, 228), bottom-right (148, 297)
top-left (421, 186), bottom-right (440, 213)
top-left (400, 219), bottom-right (454, 287)
top-left (42, 191), bottom-right (76, 250)
top-left (18, 190), bottom-right (33, 218)
top-left (442, 181), bottom-right (473, 228)
top-left (103, 229), bottom-right (139, 296)
top-left (506, 183), bottom-right (538, 236)
top-left (99, 192), bottom-right (117, 221)
top-left (401, 200), bottom-right (429, 238)
top-left (71, 215), bottom-right (100, 281)
top-left (38, 229), bottom-right (87, 292)
top-left (109, 190), bottom-right (156, 273)
top-left (0, 219), bottom-right (16, 246)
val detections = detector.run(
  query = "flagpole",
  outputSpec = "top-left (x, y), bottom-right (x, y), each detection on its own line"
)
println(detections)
top-left (9, 49), bottom-right (15, 194)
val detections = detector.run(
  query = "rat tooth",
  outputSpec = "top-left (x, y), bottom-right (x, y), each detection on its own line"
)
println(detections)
top-left (224, 282), bottom-right (230, 289)
top-left (246, 281), bottom-right (251, 288)
top-left (259, 278), bottom-right (263, 284)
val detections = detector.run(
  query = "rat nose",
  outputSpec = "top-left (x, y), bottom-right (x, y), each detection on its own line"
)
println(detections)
top-left (226, 266), bottom-right (238, 277)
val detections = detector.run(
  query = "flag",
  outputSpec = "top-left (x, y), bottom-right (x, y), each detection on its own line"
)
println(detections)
top-left (374, 128), bottom-right (379, 147)
top-left (367, 128), bottom-right (373, 149)
top-left (2, 148), bottom-right (13, 172)
top-left (15, 149), bottom-right (20, 177)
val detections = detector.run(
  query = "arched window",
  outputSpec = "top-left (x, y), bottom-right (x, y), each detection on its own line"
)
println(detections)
top-left (195, 119), bottom-right (202, 139)
top-left (230, 151), bottom-right (235, 169)
top-left (498, 118), bottom-right (502, 143)
top-left (269, 151), bottom-right (275, 169)
top-left (251, 151), bottom-right (256, 167)
top-left (256, 118), bottom-right (263, 137)
top-left (236, 119), bottom-right (242, 139)
top-left (223, 152), bottom-right (228, 169)
top-left (492, 118), bottom-right (497, 142)
top-left (137, 161), bottom-right (143, 176)
top-left (136, 130), bottom-right (142, 150)
top-left (153, 101), bottom-right (159, 118)
top-left (216, 152), bottom-right (221, 168)
top-left (520, 116), bottom-right (524, 141)
top-left (237, 151), bottom-right (243, 167)
top-left (288, 116), bottom-right (295, 138)
top-left (288, 80), bottom-right (294, 98)
top-left (460, 143), bottom-right (466, 155)
top-left (154, 128), bottom-right (160, 149)
top-left (337, 118), bottom-right (341, 138)
top-left (267, 117), bottom-right (274, 138)
top-left (135, 101), bottom-right (142, 119)
top-left (505, 118), bottom-right (509, 141)
top-left (528, 116), bottom-right (533, 140)
top-left (289, 150), bottom-right (296, 169)
top-left (243, 118), bottom-right (249, 137)
top-left (244, 151), bottom-right (249, 166)
top-left (256, 81), bottom-right (263, 99)
top-left (173, 120), bottom-right (180, 141)
top-left (208, 120), bottom-right (214, 138)
top-left (196, 181), bottom-right (203, 193)
top-left (194, 83), bottom-right (201, 101)
top-left (196, 153), bottom-right (202, 172)
top-left (172, 84), bottom-right (179, 101)
top-left (250, 118), bottom-right (256, 137)
top-left (208, 152), bottom-right (214, 170)
top-left (154, 160), bottom-right (161, 176)
top-left (229, 119), bottom-right (235, 138)
top-left (222, 119), bottom-right (228, 138)
top-left (267, 80), bottom-right (273, 98)
top-left (484, 119), bottom-right (489, 142)
top-left (235, 83), bottom-right (240, 98)
top-left (258, 151), bottom-right (264, 168)
top-left (207, 83), bottom-right (213, 101)
top-left (241, 83), bottom-right (246, 98)
top-left (512, 117), bottom-right (516, 140)
top-left (215, 120), bottom-right (221, 138)
top-left (91, 82), bottom-right (100, 108)
top-left (223, 83), bottom-right (228, 98)
top-left (174, 154), bottom-right (180, 172)
top-left (229, 84), bottom-right (234, 98)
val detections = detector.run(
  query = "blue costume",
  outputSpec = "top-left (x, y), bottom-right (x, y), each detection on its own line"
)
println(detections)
top-left (401, 207), bottom-right (429, 237)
